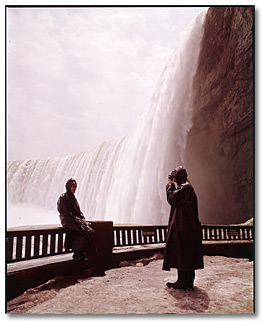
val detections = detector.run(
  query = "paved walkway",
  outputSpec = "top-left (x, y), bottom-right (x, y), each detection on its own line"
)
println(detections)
top-left (7, 255), bottom-right (254, 314)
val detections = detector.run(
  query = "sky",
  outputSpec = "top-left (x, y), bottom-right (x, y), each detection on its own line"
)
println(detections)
top-left (6, 6), bottom-right (206, 161)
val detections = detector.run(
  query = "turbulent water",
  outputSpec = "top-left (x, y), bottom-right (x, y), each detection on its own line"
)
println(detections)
top-left (7, 12), bottom-right (206, 228)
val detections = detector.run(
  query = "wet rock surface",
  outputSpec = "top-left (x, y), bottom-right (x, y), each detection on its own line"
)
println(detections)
top-left (7, 255), bottom-right (253, 314)
top-left (185, 7), bottom-right (254, 225)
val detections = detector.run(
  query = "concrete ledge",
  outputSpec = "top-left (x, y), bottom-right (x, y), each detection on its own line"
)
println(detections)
top-left (112, 244), bottom-right (165, 268)
top-left (111, 240), bottom-right (254, 268)
top-left (203, 240), bottom-right (254, 260)
top-left (6, 254), bottom-right (98, 301)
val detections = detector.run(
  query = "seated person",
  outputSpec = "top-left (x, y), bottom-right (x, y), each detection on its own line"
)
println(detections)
top-left (57, 178), bottom-right (96, 260)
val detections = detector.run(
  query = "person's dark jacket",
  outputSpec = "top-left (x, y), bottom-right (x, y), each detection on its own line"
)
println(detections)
top-left (57, 191), bottom-right (95, 253)
top-left (162, 181), bottom-right (204, 271)
top-left (57, 190), bottom-right (85, 231)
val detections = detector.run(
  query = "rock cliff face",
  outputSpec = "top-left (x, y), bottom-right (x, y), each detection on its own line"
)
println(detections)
top-left (185, 7), bottom-right (254, 224)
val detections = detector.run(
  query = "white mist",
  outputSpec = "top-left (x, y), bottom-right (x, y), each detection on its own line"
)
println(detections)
top-left (7, 12), bottom-right (206, 228)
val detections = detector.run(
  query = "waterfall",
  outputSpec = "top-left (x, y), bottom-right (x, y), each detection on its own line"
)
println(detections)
top-left (7, 12), bottom-right (206, 228)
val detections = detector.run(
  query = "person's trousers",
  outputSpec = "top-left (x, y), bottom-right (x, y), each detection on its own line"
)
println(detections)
top-left (178, 269), bottom-right (195, 288)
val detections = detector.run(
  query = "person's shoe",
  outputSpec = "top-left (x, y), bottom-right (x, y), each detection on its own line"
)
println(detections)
top-left (187, 271), bottom-right (195, 289)
top-left (72, 252), bottom-right (86, 260)
top-left (72, 252), bottom-right (80, 260)
top-left (166, 282), bottom-right (175, 288)
top-left (166, 281), bottom-right (186, 291)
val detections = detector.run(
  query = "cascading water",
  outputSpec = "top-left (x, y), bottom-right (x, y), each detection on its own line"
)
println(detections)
top-left (7, 12), bottom-right (206, 228)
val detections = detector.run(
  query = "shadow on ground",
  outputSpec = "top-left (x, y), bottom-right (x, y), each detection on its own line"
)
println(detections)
top-left (7, 269), bottom-right (96, 313)
top-left (168, 287), bottom-right (210, 313)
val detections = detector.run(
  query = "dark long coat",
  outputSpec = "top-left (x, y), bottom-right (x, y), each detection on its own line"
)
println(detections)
top-left (162, 181), bottom-right (204, 271)
top-left (57, 191), bottom-right (96, 254)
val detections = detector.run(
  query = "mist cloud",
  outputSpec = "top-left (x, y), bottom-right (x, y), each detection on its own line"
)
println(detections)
top-left (7, 7), bottom-right (205, 161)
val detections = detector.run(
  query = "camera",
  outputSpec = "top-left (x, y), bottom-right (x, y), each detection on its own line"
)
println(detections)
top-left (168, 174), bottom-right (174, 181)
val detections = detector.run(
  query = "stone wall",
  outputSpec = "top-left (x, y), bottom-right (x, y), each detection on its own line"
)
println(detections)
top-left (185, 7), bottom-right (254, 224)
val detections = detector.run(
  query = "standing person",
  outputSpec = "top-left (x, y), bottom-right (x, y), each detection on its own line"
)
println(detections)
top-left (163, 166), bottom-right (204, 290)
top-left (57, 178), bottom-right (96, 260)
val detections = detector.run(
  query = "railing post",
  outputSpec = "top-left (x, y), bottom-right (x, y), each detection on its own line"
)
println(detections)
top-left (89, 221), bottom-right (113, 272)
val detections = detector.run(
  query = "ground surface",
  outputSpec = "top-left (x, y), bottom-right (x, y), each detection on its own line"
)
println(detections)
top-left (7, 255), bottom-right (253, 314)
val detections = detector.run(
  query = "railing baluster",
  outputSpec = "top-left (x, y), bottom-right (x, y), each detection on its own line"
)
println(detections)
top-left (122, 230), bottom-right (126, 246)
top-left (50, 233), bottom-right (56, 255)
top-left (249, 227), bottom-right (253, 239)
top-left (221, 228), bottom-right (225, 240)
top-left (154, 228), bottom-right (158, 243)
top-left (119, 229), bottom-right (123, 246)
top-left (57, 233), bottom-right (64, 253)
top-left (131, 229), bottom-right (136, 245)
top-left (16, 235), bottom-right (23, 261)
top-left (113, 230), bottom-right (117, 246)
top-left (117, 229), bottom-right (121, 246)
top-left (157, 227), bottom-right (160, 242)
top-left (127, 229), bottom-right (132, 245)
top-left (6, 235), bottom-right (14, 262)
top-left (125, 230), bottom-right (128, 245)
top-left (239, 228), bottom-right (243, 240)
top-left (116, 229), bottom-right (121, 246)
top-left (206, 228), bottom-right (210, 240)
top-left (63, 233), bottom-right (68, 252)
top-left (216, 228), bottom-right (220, 240)
top-left (138, 229), bottom-right (143, 245)
top-left (25, 234), bottom-right (32, 259)
top-left (221, 227), bottom-right (225, 240)
top-left (135, 229), bottom-right (139, 245)
top-left (34, 234), bottom-right (40, 257)
top-left (163, 228), bottom-right (167, 242)
top-left (201, 227), bottom-right (205, 240)
top-left (115, 229), bottom-right (119, 246)
top-left (42, 234), bottom-right (48, 256)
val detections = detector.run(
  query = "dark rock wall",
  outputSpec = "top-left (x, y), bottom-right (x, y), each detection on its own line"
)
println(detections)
top-left (185, 7), bottom-right (254, 224)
